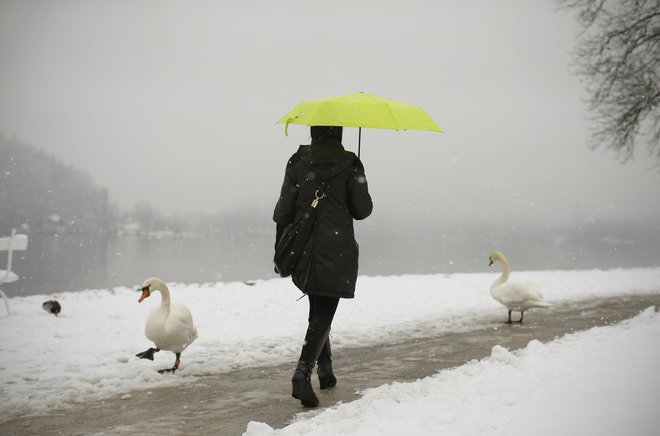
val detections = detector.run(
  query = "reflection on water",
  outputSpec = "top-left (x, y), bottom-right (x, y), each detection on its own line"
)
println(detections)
top-left (3, 223), bottom-right (659, 297)
top-left (4, 233), bottom-right (275, 296)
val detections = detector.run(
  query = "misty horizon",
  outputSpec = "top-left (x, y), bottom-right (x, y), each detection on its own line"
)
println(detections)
top-left (5, 131), bottom-right (659, 231)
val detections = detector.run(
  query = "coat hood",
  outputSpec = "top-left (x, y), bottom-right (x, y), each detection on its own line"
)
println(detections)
top-left (297, 141), bottom-right (356, 181)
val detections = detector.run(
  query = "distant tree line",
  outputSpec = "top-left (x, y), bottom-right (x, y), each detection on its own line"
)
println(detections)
top-left (0, 134), bottom-right (115, 235)
top-left (0, 134), bottom-right (270, 237)
top-left (117, 200), bottom-right (270, 239)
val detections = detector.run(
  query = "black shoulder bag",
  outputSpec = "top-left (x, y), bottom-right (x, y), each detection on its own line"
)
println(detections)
top-left (273, 189), bottom-right (326, 278)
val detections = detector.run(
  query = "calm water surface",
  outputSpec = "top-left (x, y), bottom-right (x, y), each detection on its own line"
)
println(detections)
top-left (4, 233), bottom-right (274, 296)
top-left (3, 224), bottom-right (659, 297)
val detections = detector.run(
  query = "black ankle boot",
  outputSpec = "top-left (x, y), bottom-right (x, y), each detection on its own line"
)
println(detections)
top-left (291, 360), bottom-right (319, 407)
top-left (317, 357), bottom-right (337, 389)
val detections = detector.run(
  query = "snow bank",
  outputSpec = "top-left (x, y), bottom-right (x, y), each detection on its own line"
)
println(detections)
top-left (245, 307), bottom-right (660, 436)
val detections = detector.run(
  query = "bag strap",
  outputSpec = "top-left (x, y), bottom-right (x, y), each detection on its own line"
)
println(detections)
top-left (308, 169), bottom-right (343, 208)
top-left (293, 156), bottom-right (341, 206)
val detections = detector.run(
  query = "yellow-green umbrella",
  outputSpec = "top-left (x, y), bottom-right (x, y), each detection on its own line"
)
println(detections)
top-left (277, 92), bottom-right (443, 157)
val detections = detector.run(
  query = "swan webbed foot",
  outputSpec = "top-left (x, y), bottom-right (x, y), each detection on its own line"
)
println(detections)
top-left (136, 347), bottom-right (160, 361)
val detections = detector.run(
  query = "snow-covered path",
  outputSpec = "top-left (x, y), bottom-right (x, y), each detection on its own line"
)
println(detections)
top-left (1, 292), bottom-right (658, 435)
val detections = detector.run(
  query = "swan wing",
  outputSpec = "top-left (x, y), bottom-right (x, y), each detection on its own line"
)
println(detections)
top-left (491, 281), bottom-right (550, 310)
top-left (145, 303), bottom-right (198, 353)
top-left (161, 304), bottom-right (198, 352)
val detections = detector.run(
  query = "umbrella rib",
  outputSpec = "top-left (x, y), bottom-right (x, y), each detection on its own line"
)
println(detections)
top-left (385, 103), bottom-right (400, 131)
top-left (307, 100), bottom-right (327, 126)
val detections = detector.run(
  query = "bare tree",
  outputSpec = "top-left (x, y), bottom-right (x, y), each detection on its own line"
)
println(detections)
top-left (558, 0), bottom-right (660, 163)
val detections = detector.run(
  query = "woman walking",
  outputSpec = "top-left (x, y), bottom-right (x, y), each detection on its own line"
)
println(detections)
top-left (273, 125), bottom-right (373, 407)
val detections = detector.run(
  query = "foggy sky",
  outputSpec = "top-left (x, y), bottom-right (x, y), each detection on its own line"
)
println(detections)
top-left (1, 0), bottom-right (658, 226)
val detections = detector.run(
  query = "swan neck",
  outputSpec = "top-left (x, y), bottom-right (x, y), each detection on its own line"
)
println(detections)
top-left (156, 283), bottom-right (171, 306)
top-left (491, 255), bottom-right (510, 289)
top-left (499, 258), bottom-right (510, 283)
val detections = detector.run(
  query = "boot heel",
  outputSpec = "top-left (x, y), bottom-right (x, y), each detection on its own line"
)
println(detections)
top-left (317, 358), bottom-right (337, 389)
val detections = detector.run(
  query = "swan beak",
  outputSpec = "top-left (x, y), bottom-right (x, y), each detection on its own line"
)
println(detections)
top-left (138, 287), bottom-right (151, 303)
top-left (488, 259), bottom-right (494, 267)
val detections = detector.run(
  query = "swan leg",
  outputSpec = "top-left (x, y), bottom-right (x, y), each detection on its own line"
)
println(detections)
top-left (518, 311), bottom-right (524, 324)
top-left (507, 310), bottom-right (513, 324)
top-left (136, 347), bottom-right (160, 361)
top-left (157, 352), bottom-right (181, 374)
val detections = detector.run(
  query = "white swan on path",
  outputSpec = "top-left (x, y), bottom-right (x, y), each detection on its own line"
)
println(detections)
top-left (135, 277), bottom-right (198, 373)
top-left (488, 250), bottom-right (551, 324)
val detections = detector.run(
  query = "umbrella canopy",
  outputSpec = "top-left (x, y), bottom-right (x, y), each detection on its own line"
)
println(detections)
top-left (278, 92), bottom-right (443, 134)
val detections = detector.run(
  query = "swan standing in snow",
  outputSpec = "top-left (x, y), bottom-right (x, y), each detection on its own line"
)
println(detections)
top-left (488, 250), bottom-right (551, 324)
top-left (136, 277), bottom-right (198, 373)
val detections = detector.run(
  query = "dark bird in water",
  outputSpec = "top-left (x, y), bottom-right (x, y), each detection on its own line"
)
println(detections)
top-left (42, 300), bottom-right (62, 316)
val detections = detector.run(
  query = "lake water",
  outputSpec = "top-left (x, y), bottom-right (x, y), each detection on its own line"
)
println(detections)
top-left (3, 222), bottom-right (659, 297)
top-left (2, 233), bottom-right (276, 297)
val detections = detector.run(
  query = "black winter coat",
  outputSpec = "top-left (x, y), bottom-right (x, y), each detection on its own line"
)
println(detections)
top-left (273, 140), bottom-right (373, 298)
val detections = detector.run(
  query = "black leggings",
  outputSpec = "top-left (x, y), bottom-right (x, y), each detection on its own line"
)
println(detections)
top-left (299, 295), bottom-right (340, 364)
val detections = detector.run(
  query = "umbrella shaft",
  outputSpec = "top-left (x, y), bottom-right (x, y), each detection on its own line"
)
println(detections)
top-left (358, 127), bottom-right (362, 159)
